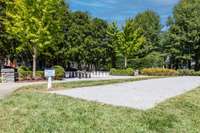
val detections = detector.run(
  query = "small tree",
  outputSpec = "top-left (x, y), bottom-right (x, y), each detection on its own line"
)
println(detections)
top-left (4, 0), bottom-right (66, 78)
top-left (118, 20), bottom-right (146, 68)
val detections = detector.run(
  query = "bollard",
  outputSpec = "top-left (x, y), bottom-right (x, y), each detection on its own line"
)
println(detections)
top-left (47, 76), bottom-right (52, 90)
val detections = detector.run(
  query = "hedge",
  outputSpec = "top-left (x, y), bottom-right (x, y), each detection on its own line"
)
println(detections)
top-left (141, 68), bottom-right (178, 76)
top-left (110, 68), bottom-right (134, 76)
top-left (178, 69), bottom-right (200, 76)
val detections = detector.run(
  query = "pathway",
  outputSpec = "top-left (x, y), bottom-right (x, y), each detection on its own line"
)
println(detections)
top-left (52, 76), bottom-right (200, 110)
top-left (0, 82), bottom-right (45, 99)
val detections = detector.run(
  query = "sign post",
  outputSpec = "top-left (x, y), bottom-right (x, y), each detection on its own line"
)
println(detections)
top-left (45, 69), bottom-right (55, 91)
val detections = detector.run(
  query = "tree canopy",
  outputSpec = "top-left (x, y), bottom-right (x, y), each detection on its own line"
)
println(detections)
top-left (4, 0), bottom-right (67, 77)
top-left (164, 0), bottom-right (200, 70)
top-left (128, 10), bottom-right (162, 57)
top-left (0, 0), bottom-right (199, 72)
top-left (118, 19), bottom-right (146, 68)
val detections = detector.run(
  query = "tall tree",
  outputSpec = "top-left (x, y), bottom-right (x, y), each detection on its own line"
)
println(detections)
top-left (130, 10), bottom-right (162, 56)
top-left (65, 12), bottom-right (110, 70)
top-left (84, 18), bottom-right (109, 70)
top-left (107, 22), bottom-right (120, 68)
top-left (0, 0), bottom-right (6, 62)
top-left (66, 11), bottom-right (91, 69)
top-left (38, 3), bottom-right (70, 68)
top-left (0, 0), bottom-right (19, 65)
top-left (166, 0), bottom-right (200, 70)
top-left (4, 0), bottom-right (67, 78)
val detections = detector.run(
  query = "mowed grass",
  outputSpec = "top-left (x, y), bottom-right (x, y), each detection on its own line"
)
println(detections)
top-left (0, 78), bottom-right (200, 132)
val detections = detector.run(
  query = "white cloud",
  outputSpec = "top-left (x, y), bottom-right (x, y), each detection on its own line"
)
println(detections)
top-left (71, 0), bottom-right (114, 8)
top-left (152, 0), bottom-right (179, 6)
top-left (100, 0), bottom-right (118, 4)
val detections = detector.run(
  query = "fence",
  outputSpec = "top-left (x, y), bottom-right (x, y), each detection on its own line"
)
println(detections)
top-left (65, 71), bottom-right (110, 79)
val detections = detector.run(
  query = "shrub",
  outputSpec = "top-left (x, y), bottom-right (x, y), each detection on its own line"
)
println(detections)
top-left (53, 65), bottom-right (65, 80)
top-left (18, 66), bottom-right (45, 80)
top-left (110, 68), bottom-right (134, 76)
top-left (178, 69), bottom-right (195, 76)
top-left (178, 69), bottom-right (200, 76)
top-left (18, 66), bottom-right (32, 80)
top-left (194, 71), bottom-right (200, 76)
top-left (18, 70), bottom-right (32, 80)
top-left (141, 68), bottom-right (178, 76)
top-left (35, 71), bottom-right (44, 80)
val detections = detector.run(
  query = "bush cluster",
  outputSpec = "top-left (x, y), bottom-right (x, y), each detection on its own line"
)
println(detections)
top-left (18, 65), bottom-right (65, 81)
top-left (141, 68), bottom-right (178, 76)
top-left (110, 68), bottom-right (134, 76)
top-left (53, 65), bottom-right (65, 80)
top-left (18, 66), bottom-right (44, 80)
top-left (18, 66), bottom-right (32, 80)
top-left (178, 69), bottom-right (200, 76)
top-left (35, 71), bottom-right (44, 80)
top-left (110, 68), bottom-right (200, 76)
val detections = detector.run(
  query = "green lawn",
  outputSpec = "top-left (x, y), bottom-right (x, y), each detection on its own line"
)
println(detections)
top-left (0, 78), bottom-right (200, 132)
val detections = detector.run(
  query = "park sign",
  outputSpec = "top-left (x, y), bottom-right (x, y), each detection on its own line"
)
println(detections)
top-left (44, 69), bottom-right (55, 90)
top-left (44, 69), bottom-right (55, 77)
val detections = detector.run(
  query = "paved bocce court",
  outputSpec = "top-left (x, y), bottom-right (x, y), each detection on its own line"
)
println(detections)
top-left (52, 76), bottom-right (200, 110)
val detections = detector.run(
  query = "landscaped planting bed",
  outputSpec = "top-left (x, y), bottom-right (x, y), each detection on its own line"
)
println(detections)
top-left (141, 68), bottom-right (178, 76)
top-left (110, 68), bottom-right (134, 76)
top-left (141, 68), bottom-right (200, 76)
top-left (17, 65), bottom-right (65, 81)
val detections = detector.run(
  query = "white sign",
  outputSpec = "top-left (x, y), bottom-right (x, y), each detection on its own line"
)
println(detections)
top-left (45, 69), bottom-right (55, 77)
top-left (44, 69), bottom-right (55, 91)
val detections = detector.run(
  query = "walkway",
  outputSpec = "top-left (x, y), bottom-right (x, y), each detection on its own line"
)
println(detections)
top-left (0, 82), bottom-right (45, 99)
top-left (52, 77), bottom-right (200, 110)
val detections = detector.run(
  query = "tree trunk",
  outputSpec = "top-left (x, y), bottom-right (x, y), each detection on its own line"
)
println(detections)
top-left (175, 59), bottom-right (179, 70)
top-left (188, 60), bottom-right (191, 69)
top-left (194, 57), bottom-right (199, 71)
top-left (32, 46), bottom-right (37, 79)
top-left (124, 56), bottom-right (127, 68)
top-left (111, 52), bottom-right (116, 68)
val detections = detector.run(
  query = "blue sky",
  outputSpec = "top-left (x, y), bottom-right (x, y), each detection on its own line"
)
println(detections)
top-left (66, 0), bottom-right (180, 27)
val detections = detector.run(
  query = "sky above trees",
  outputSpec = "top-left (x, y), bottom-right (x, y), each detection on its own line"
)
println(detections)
top-left (67, 0), bottom-right (180, 26)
